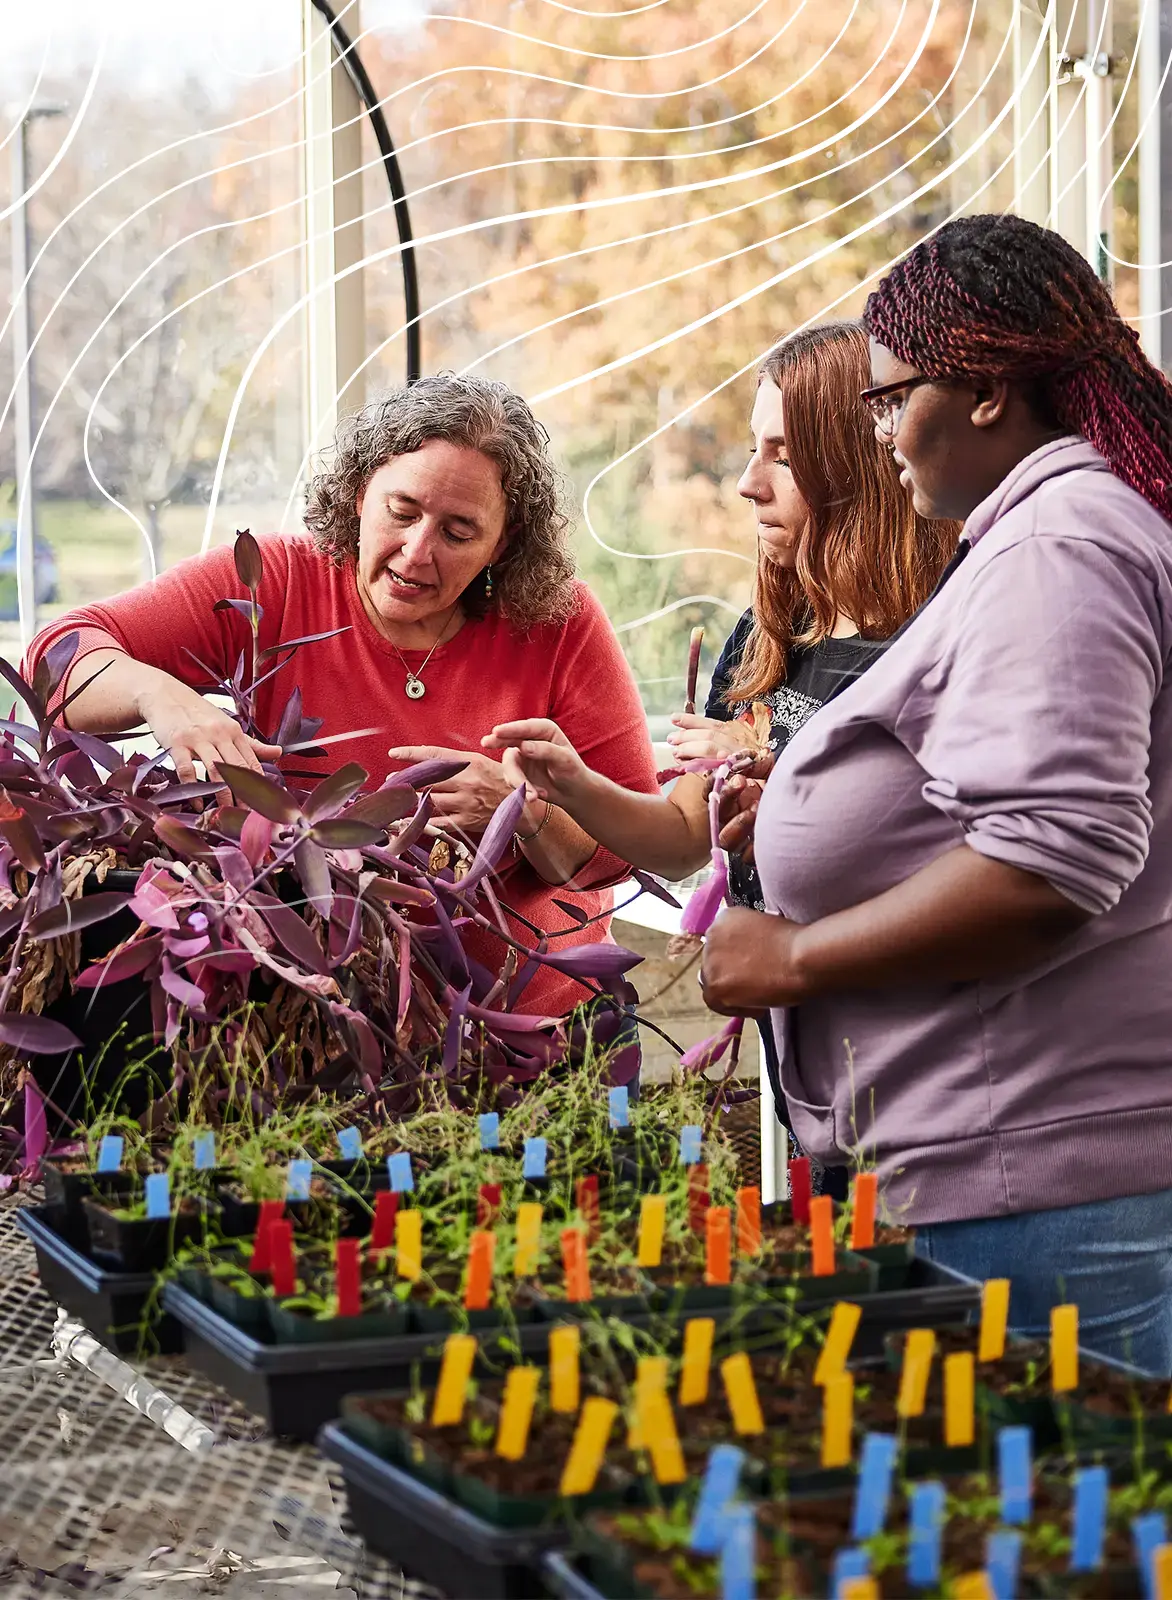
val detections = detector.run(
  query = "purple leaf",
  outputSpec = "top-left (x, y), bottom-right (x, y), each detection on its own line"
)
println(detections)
top-left (211, 844), bottom-right (255, 894)
top-left (679, 1016), bottom-right (744, 1074)
top-left (304, 763), bottom-right (368, 823)
top-left (239, 810), bottom-right (273, 866)
top-left (552, 899), bottom-right (589, 924)
top-left (329, 890), bottom-right (365, 965)
top-left (392, 793), bottom-right (433, 856)
top-left (53, 747), bottom-right (101, 788)
top-left (214, 597), bottom-right (264, 622)
top-left (294, 837), bottom-right (333, 919)
top-left (680, 854), bottom-right (729, 936)
top-left (257, 626), bottom-right (349, 666)
top-left (461, 785), bottom-right (528, 892)
top-left (334, 1003), bottom-right (381, 1076)
top-left (159, 964), bottom-right (207, 1009)
top-left (37, 631), bottom-right (80, 703)
top-left (65, 729), bottom-right (124, 773)
top-left (388, 758), bottom-right (468, 790)
top-left (154, 816), bottom-right (216, 860)
top-left (253, 892), bottom-right (330, 975)
top-left (199, 948), bottom-right (256, 973)
top-left (630, 870), bottom-right (683, 910)
top-left (0, 795), bottom-right (45, 872)
top-left (128, 881), bottom-right (182, 930)
top-left (165, 934), bottom-right (211, 959)
top-left (0, 1012), bottom-right (79, 1054)
top-left (233, 528), bottom-right (264, 590)
top-left (536, 942), bottom-right (643, 980)
top-left (608, 1041), bottom-right (641, 1086)
top-left (365, 878), bottom-right (435, 909)
top-left (311, 818), bottom-right (385, 849)
top-left (216, 763), bottom-right (302, 825)
top-left (28, 892), bottom-right (132, 941)
top-left (347, 786), bottom-right (418, 828)
top-left (75, 937), bottom-right (162, 988)
top-left (0, 654), bottom-right (45, 726)
top-left (24, 1079), bottom-right (47, 1167)
top-left (273, 685), bottom-right (304, 750)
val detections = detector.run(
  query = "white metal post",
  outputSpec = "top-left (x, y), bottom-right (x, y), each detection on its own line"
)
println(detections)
top-left (300, 1), bottom-right (366, 462)
top-left (1013, 0), bottom-right (1053, 223)
top-left (757, 1025), bottom-right (789, 1206)
top-left (11, 117), bottom-right (39, 653)
top-left (1138, 0), bottom-right (1170, 367)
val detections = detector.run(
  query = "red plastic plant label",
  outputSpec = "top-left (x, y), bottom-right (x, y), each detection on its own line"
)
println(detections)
top-left (477, 1182), bottom-right (502, 1228)
top-left (687, 1164), bottom-right (710, 1235)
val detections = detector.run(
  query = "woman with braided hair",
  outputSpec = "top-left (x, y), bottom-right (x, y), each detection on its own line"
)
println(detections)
top-left (700, 213), bottom-right (1172, 1372)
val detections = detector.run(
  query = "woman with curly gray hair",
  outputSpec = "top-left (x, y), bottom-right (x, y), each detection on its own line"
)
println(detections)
top-left (28, 374), bottom-right (659, 1022)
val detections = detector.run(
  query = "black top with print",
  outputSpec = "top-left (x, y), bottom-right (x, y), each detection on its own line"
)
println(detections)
top-left (705, 609), bottom-right (890, 911)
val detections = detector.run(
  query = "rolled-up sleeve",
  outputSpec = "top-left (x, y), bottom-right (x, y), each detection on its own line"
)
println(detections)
top-left (901, 534), bottom-right (1162, 914)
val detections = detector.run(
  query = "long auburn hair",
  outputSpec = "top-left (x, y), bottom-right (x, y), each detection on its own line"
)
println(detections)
top-left (726, 322), bottom-right (957, 706)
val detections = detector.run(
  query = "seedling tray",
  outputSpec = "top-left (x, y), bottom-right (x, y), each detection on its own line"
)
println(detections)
top-left (850, 1256), bottom-right (981, 1354)
top-left (162, 1282), bottom-right (553, 1440)
top-left (18, 1205), bottom-right (183, 1355)
top-left (542, 1551), bottom-right (612, 1600)
top-left (319, 1420), bottom-right (566, 1600)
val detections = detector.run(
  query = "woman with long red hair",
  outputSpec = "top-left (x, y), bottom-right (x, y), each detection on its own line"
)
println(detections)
top-left (486, 321), bottom-right (954, 1172)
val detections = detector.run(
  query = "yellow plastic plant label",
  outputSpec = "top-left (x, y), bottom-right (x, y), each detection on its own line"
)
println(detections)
top-left (896, 1329), bottom-right (936, 1419)
top-left (431, 1334), bottom-right (477, 1427)
top-left (549, 1324), bottom-right (580, 1414)
top-left (679, 1317), bottom-right (715, 1406)
top-left (641, 1391), bottom-right (686, 1485)
top-left (1153, 1544), bottom-right (1172, 1600)
top-left (627, 1356), bottom-right (669, 1450)
top-left (514, 1202), bottom-right (543, 1279)
top-left (720, 1352), bottom-right (765, 1436)
top-left (820, 1371), bottom-right (853, 1468)
top-left (814, 1302), bottom-right (862, 1386)
top-left (636, 1194), bottom-right (667, 1268)
top-left (559, 1397), bottom-right (618, 1497)
top-left (953, 1574), bottom-right (994, 1600)
top-left (978, 1278), bottom-right (1010, 1362)
top-left (1051, 1303), bottom-right (1079, 1393)
top-left (495, 1366), bottom-right (541, 1461)
top-left (944, 1351), bottom-right (975, 1448)
top-left (395, 1209), bottom-right (422, 1282)
top-left (840, 1578), bottom-right (879, 1600)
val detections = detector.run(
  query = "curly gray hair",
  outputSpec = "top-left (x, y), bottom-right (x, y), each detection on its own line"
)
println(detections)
top-left (303, 374), bottom-right (577, 627)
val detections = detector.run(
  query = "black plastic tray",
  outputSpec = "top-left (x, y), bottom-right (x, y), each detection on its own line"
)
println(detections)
top-left (18, 1205), bottom-right (183, 1355)
top-left (320, 1420), bottom-right (563, 1600)
top-left (542, 1550), bottom-right (607, 1600)
top-left (851, 1256), bottom-right (980, 1354)
top-left (163, 1282), bottom-right (554, 1440)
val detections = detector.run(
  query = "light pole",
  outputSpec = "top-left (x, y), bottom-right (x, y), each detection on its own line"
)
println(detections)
top-left (10, 102), bottom-right (66, 652)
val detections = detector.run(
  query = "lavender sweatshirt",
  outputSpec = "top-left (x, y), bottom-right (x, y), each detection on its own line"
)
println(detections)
top-left (754, 438), bottom-right (1172, 1224)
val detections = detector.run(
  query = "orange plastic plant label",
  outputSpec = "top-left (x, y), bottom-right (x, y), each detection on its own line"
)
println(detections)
top-left (735, 1185), bottom-right (761, 1255)
top-left (849, 1172), bottom-right (878, 1250)
top-left (809, 1195), bottom-right (835, 1276)
top-left (561, 1227), bottom-right (591, 1302)
top-left (464, 1229), bottom-right (495, 1311)
top-left (705, 1206), bottom-right (732, 1286)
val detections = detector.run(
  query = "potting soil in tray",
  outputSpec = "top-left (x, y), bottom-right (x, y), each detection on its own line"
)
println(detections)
top-left (320, 1420), bottom-right (566, 1600)
top-left (162, 1281), bottom-right (553, 1439)
top-left (18, 1205), bottom-right (183, 1356)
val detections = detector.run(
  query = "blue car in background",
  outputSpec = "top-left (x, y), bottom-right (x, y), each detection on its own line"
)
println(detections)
top-left (0, 521), bottom-right (59, 620)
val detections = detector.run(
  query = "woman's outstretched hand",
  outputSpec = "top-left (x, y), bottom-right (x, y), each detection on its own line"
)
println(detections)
top-left (137, 671), bottom-right (281, 783)
top-left (667, 712), bottom-right (756, 763)
top-left (481, 719), bottom-right (590, 809)
top-left (715, 759), bottom-right (774, 863)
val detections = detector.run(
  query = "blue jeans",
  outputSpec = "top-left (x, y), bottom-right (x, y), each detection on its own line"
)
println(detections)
top-left (915, 1187), bottom-right (1172, 1376)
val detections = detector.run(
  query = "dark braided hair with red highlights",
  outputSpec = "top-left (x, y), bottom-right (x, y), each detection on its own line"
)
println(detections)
top-left (863, 214), bottom-right (1172, 521)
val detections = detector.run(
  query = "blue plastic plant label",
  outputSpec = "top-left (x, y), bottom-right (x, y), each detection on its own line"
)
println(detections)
top-left (719, 1504), bottom-right (755, 1600)
top-left (388, 1152), bottom-right (414, 1193)
top-left (1133, 1511), bottom-right (1168, 1600)
top-left (285, 1159), bottom-right (312, 1201)
top-left (144, 1173), bottom-right (170, 1219)
top-left (690, 1444), bottom-right (745, 1554)
top-left (478, 1112), bottom-right (500, 1150)
top-left (192, 1131), bottom-right (216, 1171)
top-left (608, 1085), bottom-right (629, 1129)
top-left (96, 1135), bottom-right (123, 1173)
top-left (997, 1426), bottom-right (1032, 1525)
top-left (986, 1529), bottom-right (1022, 1600)
top-left (851, 1433), bottom-right (897, 1540)
top-left (832, 1547), bottom-right (870, 1599)
top-left (337, 1126), bottom-right (362, 1161)
top-left (680, 1125), bottom-right (702, 1166)
top-left (907, 1481), bottom-right (945, 1588)
top-left (522, 1137), bottom-right (547, 1180)
top-left (1071, 1466), bottom-right (1108, 1573)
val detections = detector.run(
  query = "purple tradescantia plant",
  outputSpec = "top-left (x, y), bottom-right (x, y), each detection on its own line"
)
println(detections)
top-left (0, 531), bottom-right (664, 1174)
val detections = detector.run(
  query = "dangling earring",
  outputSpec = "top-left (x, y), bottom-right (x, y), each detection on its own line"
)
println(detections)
top-left (484, 565), bottom-right (494, 600)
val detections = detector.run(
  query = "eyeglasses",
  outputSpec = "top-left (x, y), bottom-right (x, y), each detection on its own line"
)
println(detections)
top-left (859, 374), bottom-right (940, 437)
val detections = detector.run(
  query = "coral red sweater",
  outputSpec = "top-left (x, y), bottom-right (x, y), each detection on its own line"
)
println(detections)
top-left (26, 535), bottom-right (659, 1019)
